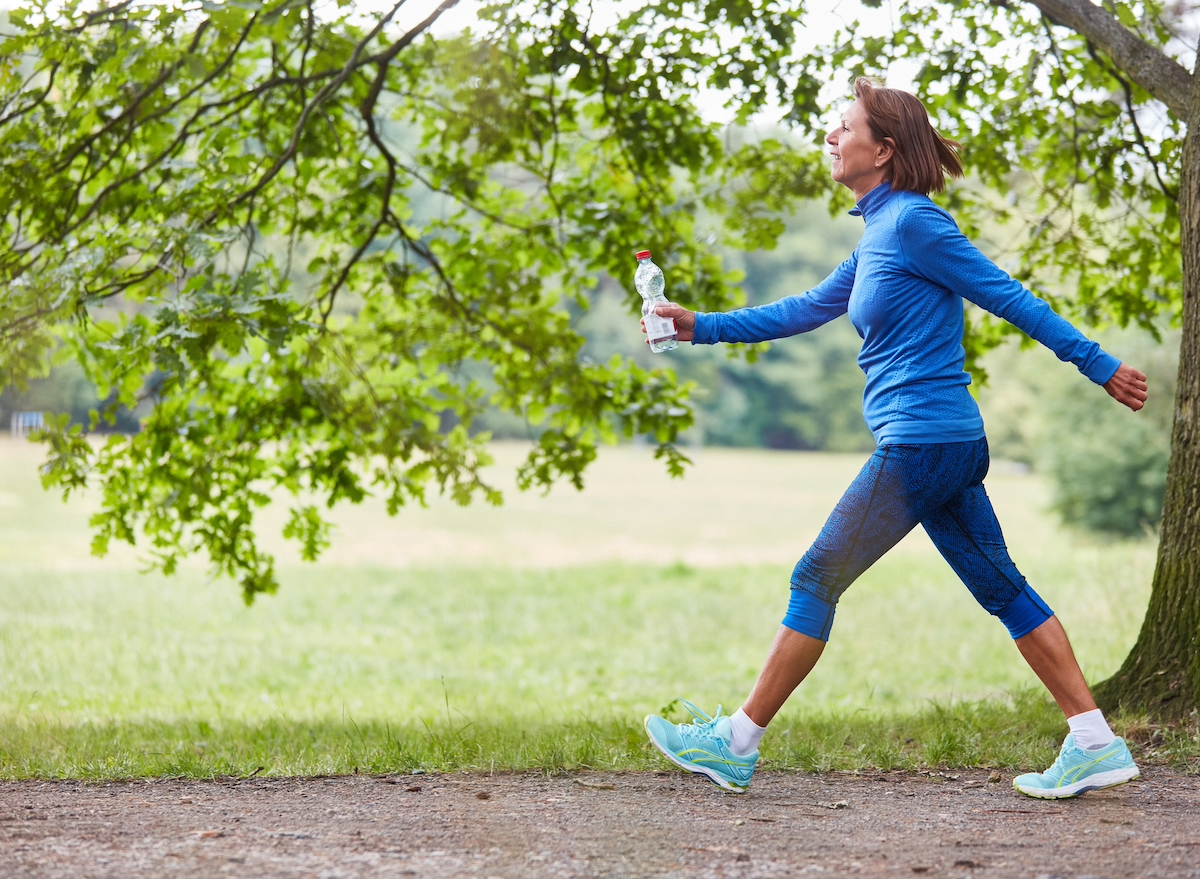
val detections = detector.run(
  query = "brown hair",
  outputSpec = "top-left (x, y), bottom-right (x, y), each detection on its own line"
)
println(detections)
top-left (853, 77), bottom-right (963, 195)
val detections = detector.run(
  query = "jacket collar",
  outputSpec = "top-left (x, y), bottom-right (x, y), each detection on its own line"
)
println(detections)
top-left (848, 181), bottom-right (894, 220)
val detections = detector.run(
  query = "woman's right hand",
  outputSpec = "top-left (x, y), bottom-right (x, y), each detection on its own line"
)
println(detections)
top-left (641, 304), bottom-right (696, 343)
top-left (1104, 362), bottom-right (1149, 411)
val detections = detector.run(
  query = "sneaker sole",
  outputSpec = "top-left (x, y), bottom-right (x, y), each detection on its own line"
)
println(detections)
top-left (642, 715), bottom-right (750, 794)
top-left (1013, 765), bottom-right (1141, 799)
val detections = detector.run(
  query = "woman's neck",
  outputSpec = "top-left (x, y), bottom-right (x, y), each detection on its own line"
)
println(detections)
top-left (851, 171), bottom-right (890, 202)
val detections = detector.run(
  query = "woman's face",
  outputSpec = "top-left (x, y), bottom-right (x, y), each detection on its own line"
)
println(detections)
top-left (826, 100), bottom-right (891, 198)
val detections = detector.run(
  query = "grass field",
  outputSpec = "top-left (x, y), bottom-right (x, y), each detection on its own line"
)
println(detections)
top-left (1, 437), bottom-right (1194, 778)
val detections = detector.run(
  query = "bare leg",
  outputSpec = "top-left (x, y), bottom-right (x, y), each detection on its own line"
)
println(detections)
top-left (1014, 616), bottom-right (1097, 718)
top-left (740, 626), bottom-right (826, 727)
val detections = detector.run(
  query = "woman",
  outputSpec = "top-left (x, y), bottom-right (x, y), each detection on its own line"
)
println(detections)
top-left (642, 78), bottom-right (1149, 799)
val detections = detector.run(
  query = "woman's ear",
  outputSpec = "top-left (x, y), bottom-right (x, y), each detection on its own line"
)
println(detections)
top-left (876, 137), bottom-right (896, 168)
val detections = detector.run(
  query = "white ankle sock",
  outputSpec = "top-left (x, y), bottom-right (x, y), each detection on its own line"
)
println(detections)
top-left (729, 708), bottom-right (766, 756)
top-left (1067, 708), bottom-right (1115, 750)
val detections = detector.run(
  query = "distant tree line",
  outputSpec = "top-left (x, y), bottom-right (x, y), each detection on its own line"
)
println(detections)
top-left (7, 194), bottom-right (1170, 538)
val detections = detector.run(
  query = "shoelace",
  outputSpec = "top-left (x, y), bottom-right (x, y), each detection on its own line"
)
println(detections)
top-left (1046, 752), bottom-right (1069, 777)
top-left (1049, 740), bottom-right (1119, 777)
top-left (1047, 739), bottom-right (1099, 777)
top-left (674, 700), bottom-right (726, 744)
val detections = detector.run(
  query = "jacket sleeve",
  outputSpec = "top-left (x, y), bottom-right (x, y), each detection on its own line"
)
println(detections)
top-left (691, 252), bottom-right (857, 345)
top-left (895, 202), bottom-right (1120, 385)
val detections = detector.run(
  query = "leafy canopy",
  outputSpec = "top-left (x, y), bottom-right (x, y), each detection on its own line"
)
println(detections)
top-left (0, 0), bottom-right (827, 600)
top-left (1, 0), bottom-right (1184, 599)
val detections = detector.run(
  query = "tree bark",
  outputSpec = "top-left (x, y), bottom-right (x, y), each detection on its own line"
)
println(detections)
top-left (1022, 0), bottom-right (1192, 116)
top-left (1009, 0), bottom-right (1200, 719)
top-left (1094, 83), bottom-right (1200, 718)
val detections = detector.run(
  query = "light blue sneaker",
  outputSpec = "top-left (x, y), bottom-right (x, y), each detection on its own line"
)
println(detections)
top-left (1013, 734), bottom-right (1140, 799)
top-left (643, 701), bottom-right (757, 793)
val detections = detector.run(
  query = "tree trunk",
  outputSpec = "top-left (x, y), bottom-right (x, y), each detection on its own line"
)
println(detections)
top-left (1094, 96), bottom-right (1200, 719)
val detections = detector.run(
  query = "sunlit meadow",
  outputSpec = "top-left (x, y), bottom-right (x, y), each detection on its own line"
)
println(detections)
top-left (3, 434), bottom-right (1187, 778)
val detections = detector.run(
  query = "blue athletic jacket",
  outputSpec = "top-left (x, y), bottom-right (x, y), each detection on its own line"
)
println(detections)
top-left (691, 183), bottom-right (1120, 445)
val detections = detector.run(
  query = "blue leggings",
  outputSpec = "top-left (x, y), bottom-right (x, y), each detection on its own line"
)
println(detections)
top-left (784, 438), bottom-right (1052, 641)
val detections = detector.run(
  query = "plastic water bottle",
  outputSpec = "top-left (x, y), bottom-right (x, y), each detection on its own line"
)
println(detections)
top-left (635, 250), bottom-right (678, 353)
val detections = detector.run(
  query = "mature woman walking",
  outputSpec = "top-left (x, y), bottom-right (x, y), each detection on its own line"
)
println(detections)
top-left (642, 78), bottom-right (1149, 799)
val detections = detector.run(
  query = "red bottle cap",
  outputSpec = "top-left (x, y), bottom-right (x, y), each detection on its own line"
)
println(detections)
top-left (635, 250), bottom-right (651, 260)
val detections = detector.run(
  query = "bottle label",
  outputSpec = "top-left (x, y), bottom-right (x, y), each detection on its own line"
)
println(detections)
top-left (644, 311), bottom-right (676, 342)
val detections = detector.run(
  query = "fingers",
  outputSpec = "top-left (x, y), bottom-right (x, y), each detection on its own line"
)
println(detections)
top-left (1119, 384), bottom-right (1147, 411)
top-left (1124, 368), bottom-right (1148, 393)
top-left (1121, 366), bottom-right (1149, 405)
top-left (653, 304), bottom-right (690, 319)
top-left (653, 304), bottom-right (696, 332)
top-left (642, 303), bottom-right (695, 342)
top-left (1107, 363), bottom-right (1150, 411)
top-left (1121, 392), bottom-right (1146, 411)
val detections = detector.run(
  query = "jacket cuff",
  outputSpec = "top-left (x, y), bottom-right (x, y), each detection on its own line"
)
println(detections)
top-left (691, 312), bottom-right (718, 345)
top-left (1084, 351), bottom-right (1121, 386)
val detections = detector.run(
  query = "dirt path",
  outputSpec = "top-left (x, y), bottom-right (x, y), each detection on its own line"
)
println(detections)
top-left (1, 768), bottom-right (1197, 878)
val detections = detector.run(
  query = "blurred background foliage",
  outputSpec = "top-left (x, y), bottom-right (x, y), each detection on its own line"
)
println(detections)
top-left (0, 0), bottom-right (1184, 597)
top-left (5, 187), bottom-right (1173, 538)
top-left (0, 362), bottom-right (142, 435)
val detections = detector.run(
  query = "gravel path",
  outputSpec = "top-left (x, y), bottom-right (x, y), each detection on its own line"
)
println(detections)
top-left (2, 768), bottom-right (1197, 878)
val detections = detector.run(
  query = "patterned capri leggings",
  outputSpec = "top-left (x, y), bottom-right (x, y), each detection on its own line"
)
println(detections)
top-left (783, 438), bottom-right (1053, 641)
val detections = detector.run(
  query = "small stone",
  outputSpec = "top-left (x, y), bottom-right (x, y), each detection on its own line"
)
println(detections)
top-left (411, 769), bottom-right (425, 776)
top-left (194, 830), bottom-right (223, 839)
top-left (734, 819), bottom-right (745, 826)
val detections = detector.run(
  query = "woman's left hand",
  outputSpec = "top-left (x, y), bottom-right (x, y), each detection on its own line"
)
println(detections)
top-left (1104, 362), bottom-right (1149, 412)
top-left (641, 304), bottom-right (696, 342)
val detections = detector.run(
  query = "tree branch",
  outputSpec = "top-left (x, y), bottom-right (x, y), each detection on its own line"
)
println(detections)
top-left (0, 61), bottom-right (60, 128)
top-left (319, 61), bottom-right (398, 324)
top-left (53, 19), bottom-right (215, 171)
top-left (217, 0), bottom-right (458, 221)
top-left (1016, 0), bottom-right (1193, 117)
top-left (1084, 39), bottom-right (1179, 201)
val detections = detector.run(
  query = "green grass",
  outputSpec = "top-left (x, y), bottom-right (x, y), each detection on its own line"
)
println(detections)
top-left (1, 438), bottom-right (1196, 778)
top-left (3, 696), bottom-right (1195, 780)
